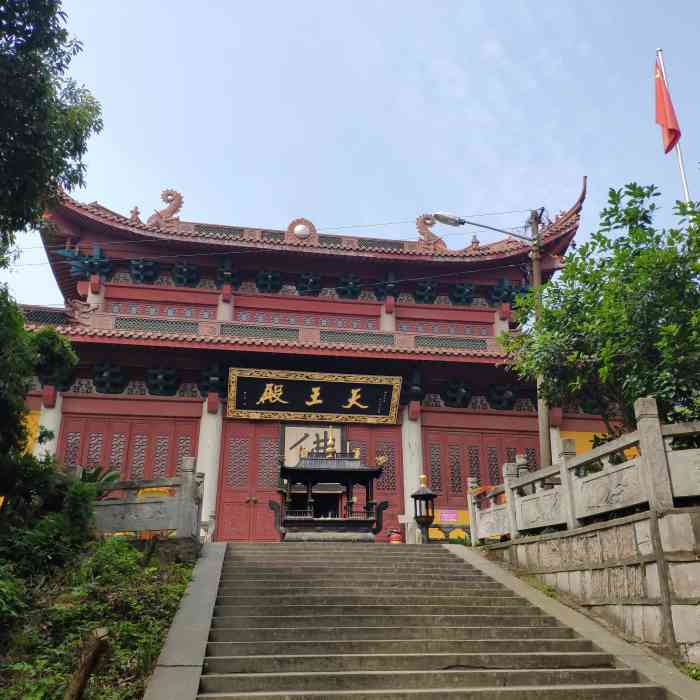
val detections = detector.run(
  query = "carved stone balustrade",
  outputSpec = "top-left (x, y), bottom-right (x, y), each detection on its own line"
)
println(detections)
top-left (467, 397), bottom-right (700, 545)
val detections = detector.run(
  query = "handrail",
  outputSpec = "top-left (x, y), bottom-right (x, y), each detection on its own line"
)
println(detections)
top-left (510, 463), bottom-right (560, 490)
top-left (565, 430), bottom-right (639, 471)
top-left (467, 397), bottom-right (700, 547)
top-left (661, 420), bottom-right (700, 438)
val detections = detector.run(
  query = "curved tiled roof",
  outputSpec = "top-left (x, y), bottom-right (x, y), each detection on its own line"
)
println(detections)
top-left (20, 304), bottom-right (70, 325)
top-left (25, 323), bottom-right (509, 364)
top-left (49, 178), bottom-right (586, 263)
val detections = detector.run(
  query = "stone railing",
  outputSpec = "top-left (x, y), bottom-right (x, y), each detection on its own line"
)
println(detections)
top-left (94, 456), bottom-right (204, 542)
top-left (468, 397), bottom-right (700, 543)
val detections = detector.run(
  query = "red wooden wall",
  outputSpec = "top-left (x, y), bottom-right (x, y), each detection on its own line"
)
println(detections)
top-left (57, 415), bottom-right (198, 480)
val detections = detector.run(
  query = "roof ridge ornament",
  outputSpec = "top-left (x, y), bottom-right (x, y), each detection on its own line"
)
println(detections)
top-left (286, 217), bottom-right (318, 245)
top-left (146, 189), bottom-right (183, 228)
top-left (129, 206), bottom-right (141, 224)
top-left (416, 214), bottom-right (448, 253)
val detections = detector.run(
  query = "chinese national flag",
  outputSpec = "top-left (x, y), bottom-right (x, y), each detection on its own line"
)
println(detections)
top-left (655, 58), bottom-right (681, 154)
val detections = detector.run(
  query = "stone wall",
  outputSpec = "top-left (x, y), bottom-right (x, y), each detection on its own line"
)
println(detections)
top-left (485, 507), bottom-right (700, 664)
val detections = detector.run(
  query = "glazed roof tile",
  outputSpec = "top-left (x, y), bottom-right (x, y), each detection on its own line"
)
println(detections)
top-left (24, 323), bottom-right (508, 361)
top-left (50, 178), bottom-right (586, 263)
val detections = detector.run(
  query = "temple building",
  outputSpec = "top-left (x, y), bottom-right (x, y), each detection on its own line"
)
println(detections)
top-left (22, 180), bottom-right (604, 542)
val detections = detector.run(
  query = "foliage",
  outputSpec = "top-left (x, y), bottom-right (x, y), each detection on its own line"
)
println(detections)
top-left (0, 288), bottom-right (36, 456)
top-left (499, 184), bottom-right (700, 432)
top-left (0, 478), bottom-right (96, 579)
top-left (0, 563), bottom-right (26, 634)
top-left (31, 326), bottom-right (78, 388)
top-left (687, 664), bottom-right (700, 681)
top-left (80, 466), bottom-right (121, 499)
top-left (0, 0), bottom-right (103, 249)
top-left (0, 539), bottom-right (193, 700)
top-left (0, 286), bottom-right (77, 498)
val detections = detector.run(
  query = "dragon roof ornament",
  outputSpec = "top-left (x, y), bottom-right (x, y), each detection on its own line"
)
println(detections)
top-left (49, 178), bottom-right (586, 263)
top-left (146, 189), bottom-right (184, 228)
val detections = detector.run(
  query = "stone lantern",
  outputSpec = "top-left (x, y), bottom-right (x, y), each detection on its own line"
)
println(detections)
top-left (411, 474), bottom-right (436, 544)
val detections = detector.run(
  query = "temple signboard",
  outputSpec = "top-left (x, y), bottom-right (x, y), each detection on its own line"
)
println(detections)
top-left (227, 368), bottom-right (402, 424)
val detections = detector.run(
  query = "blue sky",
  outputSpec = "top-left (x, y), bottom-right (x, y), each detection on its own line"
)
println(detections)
top-left (3, 1), bottom-right (699, 305)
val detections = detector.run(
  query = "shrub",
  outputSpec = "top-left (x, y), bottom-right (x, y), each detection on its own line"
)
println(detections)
top-left (78, 538), bottom-right (140, 585)
top-left (0, 562), bottom-right (26, 636)
top-left (0, 477), bottom-right (96, 579)
top-left (1, 539), bottom-right (193, 699)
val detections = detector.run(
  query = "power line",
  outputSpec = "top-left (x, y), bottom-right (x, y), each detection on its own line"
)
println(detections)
top-left (8, 223), bottom-right (531, 265)
top-left (10, 208), bottom-right (532, 254)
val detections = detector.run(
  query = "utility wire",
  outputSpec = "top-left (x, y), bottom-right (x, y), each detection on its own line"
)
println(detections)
top-left (8, 225), bottom-right (531, 264)
top-left (10, 208), bottom-right (533, 254)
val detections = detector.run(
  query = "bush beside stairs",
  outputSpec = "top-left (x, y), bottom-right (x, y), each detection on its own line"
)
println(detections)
top-left (192, 542), bottom-right (665, 699)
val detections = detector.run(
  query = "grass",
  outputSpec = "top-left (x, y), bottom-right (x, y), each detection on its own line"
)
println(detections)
top-left (521, 574), bottom-right (559, 599)
top-left (0, 538), bottom-right (193, 700)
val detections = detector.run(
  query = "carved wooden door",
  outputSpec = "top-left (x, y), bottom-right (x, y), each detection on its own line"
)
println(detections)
top-left (425, 431), bottom-right (470, 509)
top-left (424, 430), bottom-right (540, 504)
top-left (216, 421), bottom-right (281, 542)
top-left (346, 425), bottom-right (404, 542)
top-left (250, 423), bottom-right (282, 541)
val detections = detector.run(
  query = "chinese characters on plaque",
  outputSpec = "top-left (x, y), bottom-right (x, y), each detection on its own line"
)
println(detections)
top-left (227, 368), bottom-right (402, 424)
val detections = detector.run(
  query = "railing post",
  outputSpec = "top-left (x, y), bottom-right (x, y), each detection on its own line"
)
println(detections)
top-left (557, 437), bottom-right (579, 530)
top-left (502, 462), bottom-right (520, 540)
top-left (634, 397), bottom-right (674, 511)
top-left (466, 477), bottom-right (479, 546)
top-left (176, 456), bottom-right (197, 539)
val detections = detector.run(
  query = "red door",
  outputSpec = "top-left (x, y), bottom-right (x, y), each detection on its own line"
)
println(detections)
top-left (216, 421), bottom-right (281, 542)
top-left (423, 430), bottom-right (540, 508)
top-left (346, 425), bottom-right (404, 542)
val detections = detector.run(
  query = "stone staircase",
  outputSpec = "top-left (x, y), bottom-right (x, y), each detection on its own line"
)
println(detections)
top-left (197, 543), bottom-right (664, 699)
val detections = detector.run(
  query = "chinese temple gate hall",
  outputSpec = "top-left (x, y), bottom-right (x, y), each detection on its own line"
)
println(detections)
top-left (25, 179), bottom-right (606, 543)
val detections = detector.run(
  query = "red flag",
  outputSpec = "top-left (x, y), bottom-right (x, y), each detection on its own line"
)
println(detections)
top-left (655, 57), bottom-right (681, 154)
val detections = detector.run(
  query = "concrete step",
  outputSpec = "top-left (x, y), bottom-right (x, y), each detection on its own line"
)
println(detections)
top-left (203, 651), bottom-right (616, 674)
top-left (208, 625), bottom-right (577, 643)
top-left (225, 544), bottom-right (459, 548)
top-left (215, 595), bottom-right (525, 606)
top-left (219, 574), bottom-right (496, 584)
top-left (223, 557), bottom-right (475, 566)
top-left (213, 604), bottom-right (537, 617)
top-left (224, 550), bottom-right (469, 558)
top-left (206, 638), bottom-right (596, 657)
top-left (191, 543), bottom-right (665, 699)
top-left (219, 572), bottom-right (494, 581)
top-left (198, 668), bottom-right (642, 694)
top-left (216, 584), bottom-right (510, 596)
top-left (210, 614), bottom-right (561, 629)
top-left (220, 564), bottom-right (485, 573)
top-left (197, 685), bottom-right (664, 699)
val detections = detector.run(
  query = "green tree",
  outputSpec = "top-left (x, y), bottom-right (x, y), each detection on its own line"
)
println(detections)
top-left (0, 0), bottom-right (91, 506)
top-left (500, 183), bottom-right (700, 432)
top-left (0, 0), bottom-right (103, 251)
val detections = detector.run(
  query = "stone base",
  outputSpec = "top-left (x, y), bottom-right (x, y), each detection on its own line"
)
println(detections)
top-left (284, 529), bottom-right (375, 542)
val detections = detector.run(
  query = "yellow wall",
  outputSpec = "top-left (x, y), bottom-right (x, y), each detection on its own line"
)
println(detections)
top-left (24, 410), bottom-right (40, 454)
top-left (429, 507), bottom-right (469, 541)
top-left (560, 430), bottom-right (598, 455)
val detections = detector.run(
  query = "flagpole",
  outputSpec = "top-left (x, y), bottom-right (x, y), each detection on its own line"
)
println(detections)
top-left (656, 48), bottom-right (691, 203)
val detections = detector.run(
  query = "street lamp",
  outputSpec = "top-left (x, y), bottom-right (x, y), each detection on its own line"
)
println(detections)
top-left (411, 474), bottom-right (437, 544)
top-left (424, 209), bottom-right (552, 468)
